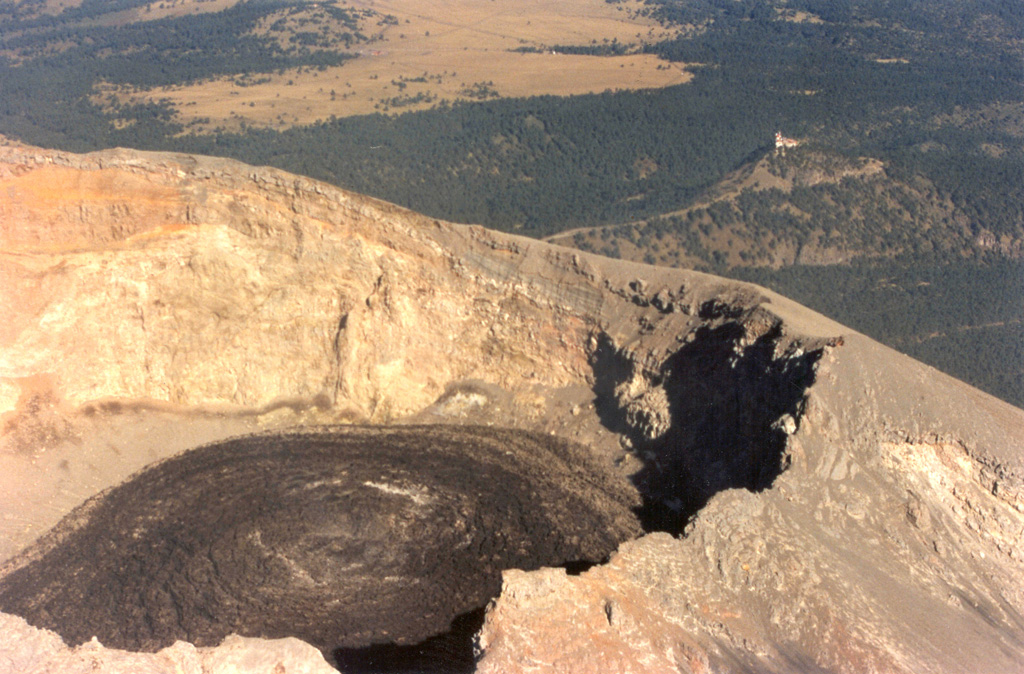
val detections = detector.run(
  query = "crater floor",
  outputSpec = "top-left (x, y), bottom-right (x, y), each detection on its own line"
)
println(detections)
top-left (0, 425), bottom-right (642, 662)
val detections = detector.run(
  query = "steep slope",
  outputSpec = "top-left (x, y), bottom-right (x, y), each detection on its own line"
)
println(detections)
top-left (478, 333), bottom-right (1024, 673)
top-left (0, 145), bottom-right (1022, 673)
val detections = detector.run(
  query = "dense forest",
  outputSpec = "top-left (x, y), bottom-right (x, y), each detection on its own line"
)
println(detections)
top-left (0, 0), bottom-right (1020, 405)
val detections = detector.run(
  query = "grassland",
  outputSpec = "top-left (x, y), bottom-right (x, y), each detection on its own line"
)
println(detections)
top-left (94, 0), bottom-right (688, 131)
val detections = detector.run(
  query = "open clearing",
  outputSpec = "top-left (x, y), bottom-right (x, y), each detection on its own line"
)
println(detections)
top-left (99, 0), bottom-right (689, 131)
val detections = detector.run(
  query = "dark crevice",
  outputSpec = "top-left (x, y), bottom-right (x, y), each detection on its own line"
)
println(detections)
top-left (329, 558), bottom-right (604, 672)
top-left (562, 558), bottom-right (601, 576)
top-left (332, 606), bottom-right (485, 674)
top-left (329, 560), bottom-right (603, 672)
top-left (591, 319), bottom-right (825, 535)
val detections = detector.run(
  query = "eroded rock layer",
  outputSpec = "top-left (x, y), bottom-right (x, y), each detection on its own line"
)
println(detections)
top-left (0, 425), bottom-right (641, 656)
top-left (476, 336), bottom-right (1024, 674)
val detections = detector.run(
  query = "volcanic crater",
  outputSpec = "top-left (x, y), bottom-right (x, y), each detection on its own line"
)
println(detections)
top-left (3, 145), bottom-right (1023, 674)
top-left (0, 309), bottom-right (825, 671)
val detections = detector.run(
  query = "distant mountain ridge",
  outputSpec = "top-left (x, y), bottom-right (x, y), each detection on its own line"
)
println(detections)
top-left (560, 146), bottom-right (1021, 269)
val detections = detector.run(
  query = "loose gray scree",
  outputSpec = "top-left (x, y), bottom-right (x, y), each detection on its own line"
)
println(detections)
top-left (0, 425), bottom-right (642, 657)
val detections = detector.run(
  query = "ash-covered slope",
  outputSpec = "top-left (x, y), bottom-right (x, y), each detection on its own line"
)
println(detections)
top-left (0, 145), bottom-right (1022, 673)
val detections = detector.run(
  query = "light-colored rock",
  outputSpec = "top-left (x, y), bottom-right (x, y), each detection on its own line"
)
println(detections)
top-left (476, 565), bottom-right (709, 674)
top-left (0, 612), bottom-right (337, 674)
top-left (0, 144), bottom-right (816, 552)
top-left (0, 146), bottom-right (601, 421)
top-left (479, 333), bottom-right (1024, 674)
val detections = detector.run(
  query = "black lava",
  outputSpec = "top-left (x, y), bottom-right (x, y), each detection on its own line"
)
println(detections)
top-left (333, 607), bottom-right (485, 674)
top-left (0, 425), bottom-right (641, 660)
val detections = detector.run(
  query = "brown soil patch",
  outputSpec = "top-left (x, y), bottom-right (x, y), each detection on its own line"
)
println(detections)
top-left (776, 8), bottom-right (824, 24)
top-left (119, 0), bottom-right (241, 23)
top-left (5, 0), bottom-right (239, 29)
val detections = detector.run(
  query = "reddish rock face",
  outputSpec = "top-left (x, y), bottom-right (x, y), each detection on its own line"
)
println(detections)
top-left (476, 564), bottom-right (712, 674)
top-left (1, 145), bottom-right (1023, 674)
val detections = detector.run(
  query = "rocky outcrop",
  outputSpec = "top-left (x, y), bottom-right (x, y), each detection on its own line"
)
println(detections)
top-left (1, 145), bottom-right (1022, 673)
top-left (0, 144), bottom-right (834, 547)
top-left (0, 146), bottom-right (828, 429)
top-left (0, 146), bottom-right (598, 422)
top-left (0, 611), bottom-right (337, 674)
top-left (476, 564), bottom-right (712, 674)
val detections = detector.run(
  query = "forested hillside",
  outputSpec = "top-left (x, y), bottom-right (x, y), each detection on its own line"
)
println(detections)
top-left (563, 143), bottom-right (1024, 408)
top-left (566, 146), bottom-right (1021, 267)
